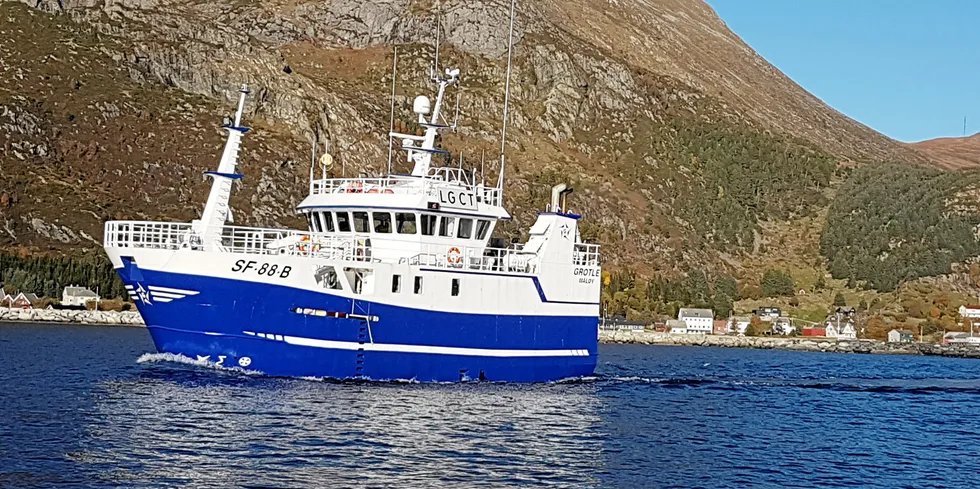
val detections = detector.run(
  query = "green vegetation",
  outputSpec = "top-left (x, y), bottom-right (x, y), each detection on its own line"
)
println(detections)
top-left (602, 268), bottom-right (740, 321)
top-left (821, 164), bottom-right (980, 291)
top-left (0, 252), bottom-right (127, 299)
top-left (761, 268), bottom-right (795, 297)
top-left (665, 119), bottom-right (837, 251)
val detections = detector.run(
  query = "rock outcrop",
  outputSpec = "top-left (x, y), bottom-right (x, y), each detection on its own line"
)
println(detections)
top-left (0, 307), bottom-right (145, 326)
top-left (599, 330), bottom-right (980, 359)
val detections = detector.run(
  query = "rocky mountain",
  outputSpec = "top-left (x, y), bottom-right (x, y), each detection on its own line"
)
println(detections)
top-left (0, 0), bottom-right (943, 279)
top-left (911, 133), bottom-right (980, 170)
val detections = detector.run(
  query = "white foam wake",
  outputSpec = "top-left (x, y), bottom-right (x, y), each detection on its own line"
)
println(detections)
top-left (136, 352), bottom-right (264, 376)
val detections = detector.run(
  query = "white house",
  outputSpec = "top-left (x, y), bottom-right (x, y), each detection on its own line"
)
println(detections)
top-left (677, 308), bottom-right (713, 335)
top-left (727, 316), bottom-right (751, 335)
top-left (667, 319), bottom-right (688, 334)
top-left (838, 322), bottom-right (857, 340)
top-left (888, 329), bottom-right (915, 343)
top-left (826, 321), bottom-right (856, 340)
top-left (62, 286), bottom-right (99, 307)
top-left (958, 304), bottom-right (980, 319)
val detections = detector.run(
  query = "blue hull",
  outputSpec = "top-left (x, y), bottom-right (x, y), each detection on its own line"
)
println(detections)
top-left (118, 264), bottom-right (598, 382)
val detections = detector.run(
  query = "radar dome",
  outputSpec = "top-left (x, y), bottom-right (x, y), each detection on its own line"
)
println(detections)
top-left (413, 96), bottom-right (431, 115)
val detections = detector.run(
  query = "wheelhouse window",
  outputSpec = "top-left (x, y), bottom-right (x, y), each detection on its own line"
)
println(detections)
top-left (438, 216), bottom-right (456, 237)
top-left (321, 212), bottom-right (335, 232)
top-left (421, 214), bottom-right (437, 236)
top-left (336, 212), bottom-right (352, 232)
top-left (396, 213), bottom-right (417, 234)
top-left (353, 212), bottom-right (369, 233)
top-left (457, 218), bottom-right (473, 239)
top-left (309, 212), bottom-right (322, 233)
top-left (373, 212), bottom-right (392, 234)
top-left (476, 220), bottom-right (491, 240)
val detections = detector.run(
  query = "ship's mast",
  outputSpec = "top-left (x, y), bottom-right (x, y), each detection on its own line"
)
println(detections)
top-left (390, 13), bottom-right (460, 178)
top-left (498, 0), bottom-right (517, 203)
top-left (195, 84), bottom-right (249, 249)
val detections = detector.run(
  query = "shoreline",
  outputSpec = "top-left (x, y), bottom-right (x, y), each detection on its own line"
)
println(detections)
top-left (599, 330), bottom-right (980, 359)
top-left (0, 307), bottom-right (144, 326)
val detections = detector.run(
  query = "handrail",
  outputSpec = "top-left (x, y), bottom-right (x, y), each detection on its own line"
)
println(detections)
top-left (309, 172), bottom-right (502, 207)
top-left (103, 221), bottom-right (601, 271)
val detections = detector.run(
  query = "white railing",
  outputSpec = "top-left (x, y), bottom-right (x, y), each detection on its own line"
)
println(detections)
top-left (406, 243), bottom-right (539, 274)
top-left (309, 171), bottom-right (502, 208)
top-left (103, 221), bottom-right (599, 272)
top-left (573, 243), bottom-right (601, 266)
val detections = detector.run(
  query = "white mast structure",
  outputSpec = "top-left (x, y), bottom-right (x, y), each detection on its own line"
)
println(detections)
top-left (498, 0), bottom-right (517, 203)
top-left (195, 84), bottom-right (250, 250)
top-left (389, 14), bottom-right (460, 178)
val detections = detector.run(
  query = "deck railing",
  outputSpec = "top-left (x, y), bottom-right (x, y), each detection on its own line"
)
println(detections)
top-left (309, 173), bottom-right (502, 208)
top-left (103, 221), bottom-right (600, 271)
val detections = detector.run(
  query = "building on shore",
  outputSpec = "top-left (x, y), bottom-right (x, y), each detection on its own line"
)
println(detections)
top-left (754, 307), bottom-right (781, 322)
top-left (600, 316), bottom-right (646, 332)
top-left (62, 286), bottom-right (100, 307)
top-left (667, 319), bottom-right (688, 334)
top-left (727, 316), bottom-right (752, 335)
top-left (676, 308), bottom-right (713, 335)
top-left (888, 329), bottom-right (915, 343)
top-left (943, 332), bottom-right (980, 345)
top-left (8, 292), bottom-right (41, 310)
top-left (802, 327), bottom-right (826, 337)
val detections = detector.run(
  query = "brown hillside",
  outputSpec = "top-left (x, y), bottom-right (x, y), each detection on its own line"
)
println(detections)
top-left (0, 1), bottom-right (933, 277)
top-left (911, 133), bottom-right (980, 170)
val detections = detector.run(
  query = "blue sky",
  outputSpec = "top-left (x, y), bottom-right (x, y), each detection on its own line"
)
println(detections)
top-left (705, 0), bottom-right (980, 143)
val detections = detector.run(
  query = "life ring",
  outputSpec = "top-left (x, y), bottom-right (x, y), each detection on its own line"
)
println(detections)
top-left (447, 246), bottom-right (462, 265)
top-left (298, 235), bottom-right (320, 253)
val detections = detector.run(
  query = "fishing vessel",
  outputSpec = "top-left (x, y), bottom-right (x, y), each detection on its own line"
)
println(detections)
top-left (102, 9), bottom-right (601, 382)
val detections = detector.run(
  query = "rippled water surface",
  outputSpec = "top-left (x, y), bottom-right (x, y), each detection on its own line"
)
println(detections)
top-left (3, 323), bottom-right (980, 488)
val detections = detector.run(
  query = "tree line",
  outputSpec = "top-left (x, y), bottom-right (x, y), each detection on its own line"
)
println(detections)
top-left (601, 267), bottom-right (801, 322)
top-left (821, 164), bottom-right (980, 291)
top-left (0, 252), bottom-right (128, 300)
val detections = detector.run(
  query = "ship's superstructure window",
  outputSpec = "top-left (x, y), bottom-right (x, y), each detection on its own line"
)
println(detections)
top-left (396, 213), bottom-right (417, 234)
top-left (309, 213), bottom-right (322, 233)
top-left (321, 212), bottom-right (335, 232)
top-left (392, 274), bottom-right (402, 293)
top-left (414, 276), bottom-right (423, 294)
top-left (353, 212), bottom-right (369, 233)
top-left (336, 212), bottom-right (352, 232)
top-left (421, 214), bottom-right (437, 236)
top-left (457, 218), bottom-right (473, 239)
top-left (373, 212), bottom-right (392, 234)
top-left (451, 278), bottom-right (460, 297)
top-left (476, 220), bottom-right (491, 240)
top-left (438, 216), bottom-right (456, 237)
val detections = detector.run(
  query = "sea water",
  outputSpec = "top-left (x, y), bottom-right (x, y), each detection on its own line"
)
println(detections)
top-left (2, 323), bottom-right (979, 488)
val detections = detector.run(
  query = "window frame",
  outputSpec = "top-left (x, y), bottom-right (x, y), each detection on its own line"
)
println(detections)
top-left (392, 274), bottom-right (402, 293)
top-left (336, 211), bottom-right (352, 233)
top-left (372, 211), bottom-right (392, 234)
top-left (396, 213), bottom-right (418, 235)
top-left (457, 218), bottom-right (474, 239)
top-left (352, 211), bottom-right (370, 233)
